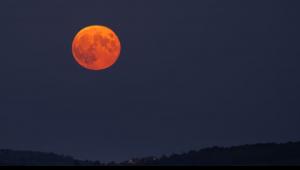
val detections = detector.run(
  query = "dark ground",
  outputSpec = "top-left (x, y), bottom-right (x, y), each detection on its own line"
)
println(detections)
top-left (1, 141), bottom-right (300, 166)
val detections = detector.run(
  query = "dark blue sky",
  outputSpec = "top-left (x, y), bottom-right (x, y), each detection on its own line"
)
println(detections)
top-left (1, 0), bottom-right (300, 162)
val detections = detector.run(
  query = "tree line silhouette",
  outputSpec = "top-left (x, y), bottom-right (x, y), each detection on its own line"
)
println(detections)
top-left (1, 141), bottom-right (300, 166)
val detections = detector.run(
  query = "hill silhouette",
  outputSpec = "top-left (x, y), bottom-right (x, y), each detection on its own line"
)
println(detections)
top-left (122, 142), bottom-right (300, 166)
top-left (1, 142), bottom-right (300, 166)
top-left (0, 150), bottom-right (101, 166)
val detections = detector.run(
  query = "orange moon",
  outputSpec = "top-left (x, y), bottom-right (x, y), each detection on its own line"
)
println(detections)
top-left (72, 25), bottom-right (121, 71)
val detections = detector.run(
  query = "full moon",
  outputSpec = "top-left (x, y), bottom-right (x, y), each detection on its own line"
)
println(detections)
top-left (72, 25), bottom-right (121, 71)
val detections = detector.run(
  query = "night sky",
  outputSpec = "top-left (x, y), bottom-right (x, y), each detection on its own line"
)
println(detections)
top-left (1, 0), bottom-right (300, 162)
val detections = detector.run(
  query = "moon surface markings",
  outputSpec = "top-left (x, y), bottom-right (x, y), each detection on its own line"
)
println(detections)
top-left (72, 25), bottom-right (121, 71)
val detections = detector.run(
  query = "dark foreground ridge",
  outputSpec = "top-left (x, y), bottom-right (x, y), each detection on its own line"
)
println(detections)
top-left (0, 150), bottom-right (101, 166)
top-left (1, 141), bottom-right (300, 166)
